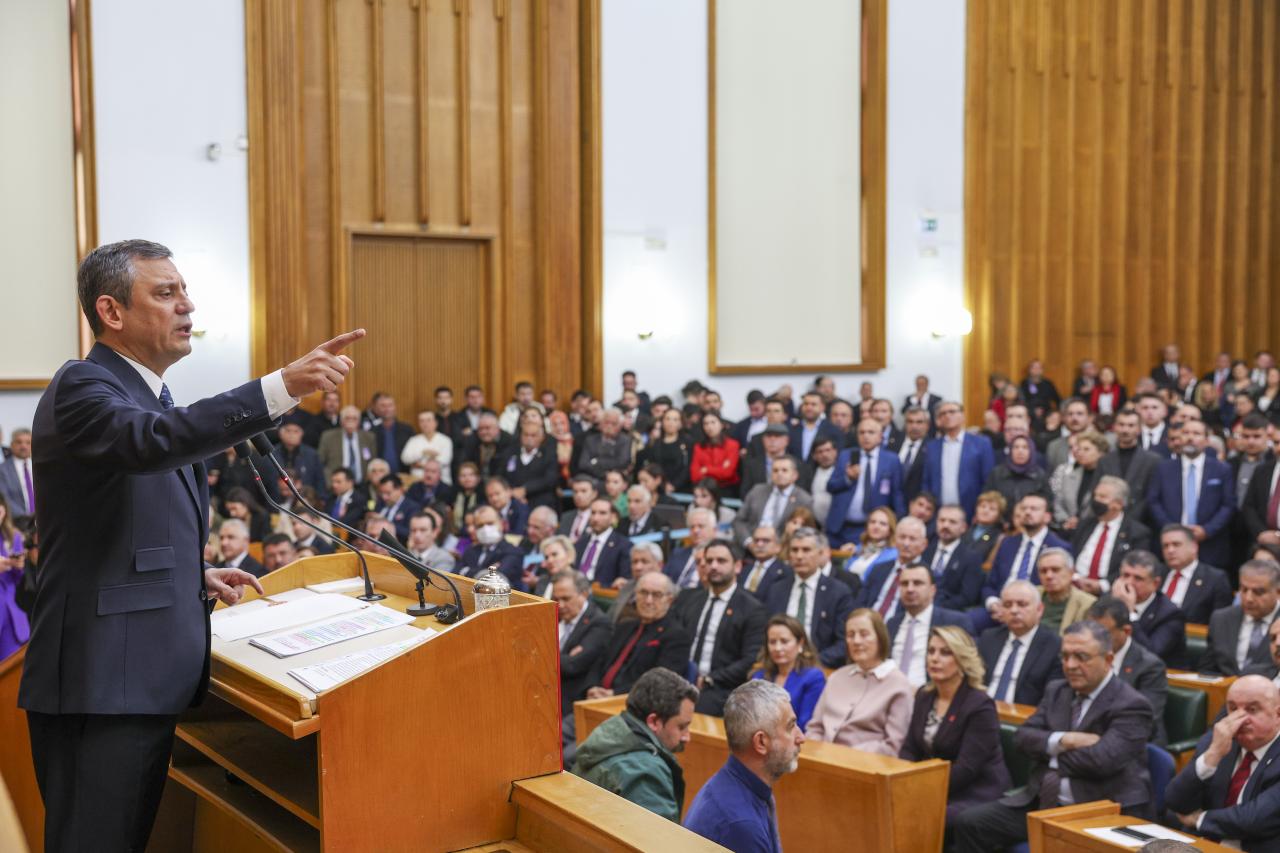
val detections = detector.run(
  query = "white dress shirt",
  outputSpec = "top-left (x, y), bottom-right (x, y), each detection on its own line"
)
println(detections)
top-left (1110, 638), bottom-right (1132, 676)
top-left (693, 583), bottom-right (737, 677)
top-left (940, 434), bottom-right (964, 507)
top-left (1162, 560), bottom-right (1197, 609)
top-left (1075, 515), bottom-right (1121, 590)
top-left (224, 550), bottom-right (248, 569)
top-left (1193, 728), bottom-right (1280, 841)
top-left (1236, 602), bottom-right (1280, 672)
top-left (847, 448), bottom-right (880, 524)
top-left (761, 485), bottom-right (796, 531)
top-left (871, 562), bottom-right (909, 620)
top-left (1142, 423), bottom-right (1165, 450)
top-left (891, 605), bottom-right (931, 687)
top-left (987, 624), bottom-right (1038, 704)
top-left (810, 466), bottom-right (834, 525)
top-left (899, 438), bottom-right (922, 472)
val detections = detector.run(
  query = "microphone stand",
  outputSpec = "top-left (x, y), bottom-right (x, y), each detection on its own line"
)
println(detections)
top-left (232, 442), bottom-right (384, 602)
top-left (248, 434), bottom-right (464, 622)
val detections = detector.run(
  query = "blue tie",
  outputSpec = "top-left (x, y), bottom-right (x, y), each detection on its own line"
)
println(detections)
top-left (1016, 539), bottom-right (1034, 581)
top-left (159, 383), bottom-right (174, 410)
top-left (993, 638), bottom-right (1022, 702)
top-left (1183, 462), bottom-right (1198, 525)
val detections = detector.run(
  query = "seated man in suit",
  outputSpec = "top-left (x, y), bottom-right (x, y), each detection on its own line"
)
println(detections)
top-left (1242, 445), bottom-right (1280, 551)
top-left (217, 518), bottom-right (265, 578)
top-left (896, 406), bottom-right (931, 503)
top-left (326, 467), bottom-right (366, 530)
top-left (552, 570), bottom-right (613, 717)
top-left (1202, 559), bottom-right (1280, 676)
top-left (622, 484), bottom-right (661, 538)
top-left (666, 506), bottom-right (719, 590)
top-left (273, 414), bottom-right (329, 500)
top-left (740, 524), bottom-right (791, 600)
top-left (979, 492), bottom-right (1070, 630)
top-left (575, 498), bottom-right (632, 589)
top-left (922, 401), bottom-right (995, 520)
top-left (490, 418), bottom-right (559, 509)
top-left (953, 621), bottom-right (1154, 852)
top-left (887, 565), bottom-right (973, 687)
top-left (731, 455), bottom-right (813, 545)
top-left (1037, 548), bottom-right (1097, 635)
top-left (406, 510), bottom-right (456, 570)
top-left (1097, 410), bottom-right (1161, 518)
top-left (979, 579), bottom-right (1062, 707)
top-left (318, 404), bottom-right (375, 480)
top-left (671, 540), bottom-right (767, 716)
top-left (457, 504), bottom-right (527, 591)
top-left (458, 413), bottom-right (512, 480)
top-left (484, 475), bottom-right (529, 537)
top-left (405, 458), bottom-right (454, 507)
top-left (921, 504), bottom-right (985, 610)
top-left (1159, 524), bottom-right (1234, 625)
top-left (1112, 549), bottom-right (1186, 665)
top-left (288, 512), bottom-right (334, 556)
top-left (261, 533), bottom-right (297, 574)
top-left (1166, 675), bottom-right (1280, 849)
top-left (1089, 596), bottom-right (1169, 744)
top-left (826, 418), bottom-right (906, 548)
top-left (1070, 475), bottom-right (1152, 596)
top-left (575, 408), bottom-right (633, 480)
top-left (1147, 418), bottom-right (1237, 569)
top-left (787, 391), bottom-right (842, 462)
top-left (376, 474), bottom-right (421, 541)
top-left (763, 526), bottom-right (856, 668)
top-left (558, 474), bottom-right (599, 541)
top-left (857, 515), bottom-right (930, 620)
top-left (586, 572), bottom-right (692, 700)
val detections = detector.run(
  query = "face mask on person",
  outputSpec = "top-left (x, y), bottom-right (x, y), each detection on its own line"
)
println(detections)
top-left (476, 524), bottom-right (502, 546)
top-left (1089, 499), bottom-right (1109, 517)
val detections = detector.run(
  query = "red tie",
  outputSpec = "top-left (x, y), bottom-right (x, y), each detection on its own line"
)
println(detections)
top-left (1226, 751), bottom-right (1257, 806)
top-left (877, 570), bottom-right (901, 616)
top-left (1267, 477), bottom-right (1280, 530)
top-left (600, 622), bottom-right (645, 690)
top-left (1165, 569), bottom-right (1182, 600)
top-left (1087, 524), bottom-right (1109, 580)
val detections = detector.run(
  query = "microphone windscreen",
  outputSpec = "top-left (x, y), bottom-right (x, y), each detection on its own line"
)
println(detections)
top-left (250, 433), bottom-right (275, 456)
top-left (233, 442), bottom-right (253, 458)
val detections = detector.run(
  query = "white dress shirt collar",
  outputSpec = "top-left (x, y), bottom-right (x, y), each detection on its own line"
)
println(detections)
top-left (116, 351), bottom-right (165, 398)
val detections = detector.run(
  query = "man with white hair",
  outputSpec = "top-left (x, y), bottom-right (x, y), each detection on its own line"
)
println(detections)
top-left (576, 407), bottom-right (633, 480)
top-left (318, 404), bottom-right (375, 481)
top-left (666, 507), bottom-right (719, 589)
top-left (217, 518), bottom-right (265, 578)
top-left (624, 484), bottom-right (660, 537)
top-left (857, 516), bottom-right (929, 620)
top-left (683, 680), bottom-right (803, 850)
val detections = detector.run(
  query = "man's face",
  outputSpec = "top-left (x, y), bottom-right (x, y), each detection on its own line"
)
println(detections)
top-left (1027, 360), bottom-right (1043, 380)
top-left (322, 391), bottom-right (341, 416)
top-left (279, 423), bottom-right (303, 449)
top-left (375, 396), bottom-right (396, 420)
top-left (263, 541), bottom-right (297, 572)
top-left (330, 472), bottom-right (352, 495)
top-left (800, 394), bottom-right (823, 423)
top-left (788, 537), bottom-right (819, 577)
top-left (689, 513), bottom-right (716, 545)
top-left (408, 516), bottom-right (436, 550)
top-left (527, 513), bottom-right (555, 544)
top-left (477, 418), bottom-right (499, 443)
top-left (999, 407), bottom-right (1027, 433)
top-left (857, 419), bottom-right (883, 451)
top-left (219, 526), bottom-right (248, 560)
top-left (812, 441), bottom-right (838, 469)
top-left (650, 698), bottom-right (695, 754)
top-left (1037, 555), bottom-right (1073, 595)
top-left (551, 578), bottom-right (587, 622)
top-left (750, 526), bottom-right (781, 561)
top-left (1160, 531), bottom-right (1197, 571)
top-left (1092, 481), bottom-right (1119, 518)
top-left (1018, 497), bottom-right (1049, 532)
top-left (1225, 680), bottom-right (1280, 753)
top-left (627, 487), bottom-right (651, 519)
top-left (380, 481), bottom-right (403, 505)
top-left (817, 376), bottom-right (836, 400)
top-left (898, 568), bottom-right (934, 613)
top-left (1092, 613), bottom-right (1130, 654)
top-left (828, 403), bottom-right (854, 432)
top-left (630, 547), bottom-right (658, 578)
top-left (1181, 421), bottom-right (1208, 456)
top-left (8, 433), bottom-right (30, 460)
top-left (421, 460), bottom-right (441, 486)
top-left (859, 382), bottom-right (873, 400)
top-left (765, 402), bottom-right (787, 425)
top-left (935, 507), bottom-right (966, 544)
top-left (1240, 426), bottom-right (1270, 458)
top-left (770, 458), bottom-right (798, 490)
top-left (870, 400), bottom-right (892, 425)
top-left (106, 257), bottom-right (195, 373)
top-left (572, 481), bottom-right (598, 510)
top-left (1240, 570), bottom-right (1280, 620)
top-left (904, 411), bottom-right (930, 440)
top-left (703, 392), bottom-right (722, 412)
top-left (1064, 402), bottom-right (1090, 433)
top-left (747, 400), bottom-right (765, 420)
top-left (1001, 585), bottom-right (1042, 634)
top-left (600, 412), bottom-right (622, 439)
top-left (936, 404), bottom-right (962, 433)
top-left (894, 523), bottom-right (926, 563)
top-left (634, 574), bottom-right (673, 621)
top-left (588, 500), bottom-right (613, 534)
top-left (520, 422), bottom-right (542, 450)
top-left (1119, 563), bottom-right (1158, 603)
top-left (762, 701), bottom-right (805, 778)
top-left (622, 373), bottom-right (637, 391)
top-left (1163, 344), bottom-right (1180, 363)
top-left (486, 480), bottom-right (511, 509)
top-left (915, 375), bottom-right (928, 393)
top-left (1137, 397), bottom-right (1166, 427)
top-left (909, 497), bottom-right (935, 522)
top-left (763, 433), bottom-right (788, 458)
top-left (514, 385), bottom-right (534, 407)
top-left (1060, 630), bottom-right (1112, 694)
top-left (340, 409), bottom-right (360, 433)
top-left (466, 388), bottom-right (484, 410)
top-left (435, 389), bottom-right (453, 411)
top-left (1113, 413), bottom-right (1140, 447)
top-left (1269, 619), bottom-right (1280, 667)
top-left (703, 545), bottom-right (738, 589)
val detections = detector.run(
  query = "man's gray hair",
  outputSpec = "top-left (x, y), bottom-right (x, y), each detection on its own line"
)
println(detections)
top-left (550, 569), bottom-right (591, 595)
top-left (788, 526), bottom-right (828, 550)
top-left (1095, 475), bottom-right (1130, 506)
top-left (687, 506), bottom-right (717, 527)
top-left (219, 518), bottom-right (249, 538)
top-left (1064, 619), bottom-right (1112, 653)
top-left (77, 239), bottom-right (173, 336)
top-left (10, 428), bottom-right (30, 439)
top-left (897, 516), bottom-right (927, 537)
top-left (637, 571), bottom-right (677, 597)
top-left (1240, 558), bottom-right (1280, 588)
top-left (1037, 547), bottom-right (1075, 571)
top-left (631, 541), bottom-right (663, 562)
top-left (723, 680), bottom-right (792, 752)
top-left (1002, 579), bottom-right (1039, 599)
top-left (529, 505), bottom-right (559, 527)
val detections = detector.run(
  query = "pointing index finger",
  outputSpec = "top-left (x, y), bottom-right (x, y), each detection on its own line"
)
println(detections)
top-left (318, 328), bottom-right (367, 355)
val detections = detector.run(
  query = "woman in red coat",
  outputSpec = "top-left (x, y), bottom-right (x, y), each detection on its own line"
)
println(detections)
top-left (1087, 364), bottom-right (1126, 416)
top-left (689, 412), bottom-right (741, 495)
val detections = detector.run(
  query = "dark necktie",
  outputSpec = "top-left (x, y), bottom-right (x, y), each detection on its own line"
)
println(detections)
top-left (992, 638), bottom-right (1021, 702)
top-left (1226, 751), bottom-right (1257, 806)
top-left (159, 383), bottom-right (174, 410)
top-left (692, 595), bottom-right (722, 674)
top-left (601, 622), bottom-right (645, 689)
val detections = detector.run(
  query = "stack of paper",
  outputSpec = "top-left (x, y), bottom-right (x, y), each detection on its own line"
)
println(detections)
top-left (287, 631), bottom-right (437, 692)
top-left (212, 593), bottom-right (365, 642)
top-left (248, 604), bottom-right (416, 657)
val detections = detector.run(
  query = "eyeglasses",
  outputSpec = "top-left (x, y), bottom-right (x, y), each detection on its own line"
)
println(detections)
top-left (1059, 651), bottom-right (1097, 664)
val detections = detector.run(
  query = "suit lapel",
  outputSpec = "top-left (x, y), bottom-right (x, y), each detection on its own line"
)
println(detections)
top-left (1242, 738), bottom-right (1280, 802)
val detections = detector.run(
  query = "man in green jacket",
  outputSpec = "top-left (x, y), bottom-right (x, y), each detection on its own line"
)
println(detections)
top-left (572, 667), bottom-right (697, 821)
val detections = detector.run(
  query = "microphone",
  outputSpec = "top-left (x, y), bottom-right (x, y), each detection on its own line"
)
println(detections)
top-left (247, 433), bottom-right (464, 623)
top-left (231, 442), bottom-right (384, 602)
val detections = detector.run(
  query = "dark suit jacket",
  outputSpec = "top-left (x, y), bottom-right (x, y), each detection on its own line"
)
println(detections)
top-left (898, 440), bottom-right (928, 502)
top-left (326, 489), bottom-right (368, 531)
top-left (1242, 458), bottom-right (1279, 544)
top-left (921, 540), bottom-right (985, 610)
top-left (1116, 640), bottom-right (1168, 744)
top-left (922, 432), bottom-right (996, 519)
top-left (272, 443), bottom-right (328, 500)
top-left (494, 498), bottom-right (530, 536)
top-left (981, 530), bottom-right (1072, 604)
top-left (587, 613), bottom-right (692, 695)
top-left (457, 432), bottom-right (514, 480)
top-left (405, 479), bottom-right (456, 508)
top-left (620, 512), bottom-right (663, 539)
top-left (901, 393), bottom-right (942, 416)
top-left (1148, 456), bottom-right (1237, 567)
top-left (825, 448), bottom-right (906, 544)
top-left (664, 546), bottom-right (699, 588)
top-left (787, 420), bottom-right (843, 462)
top-left (978, 625), bottom-right (1063, 707)
top-left (672, 586), bottom-right (768, 715)
top-left (1201, 605), bottom-right (1278, 676)
top-left (887, 605), bottom-right (974, 645)
top-left (368, 419), bottom-right (414, 472)
top-left (1176, 562), bottom-right (1235, 626)
top-left (763, 574), bottom-right (856, 668)
top-left (1097, 447), bottom-right (1162, 517)
top-left (1069, 514), bottom-right (1152, 582)
top-left (379, 496), bottom-right (422, 540)
top-left (1165, 733), bottom-right (1280, 851)
top-left (559, 602), bottom-right (613, 715)
top-left (490, 440), bottom-right (560, 508)
top-left (1132, 592), bottom-right (1187, 665)
top-left (457, 540), bottom-right (527, 591)
top-left (0, 457), bottom-right (30, 517)
top-left (19, 343), bottom-right (274, 715)
top-left (222, 553), bottom-right (267, 579)
top-left (741, 558), bottom-right (792, 602)
top-left (447, 407), bottom-right (496, 444)
top-left (575, 529), bottom-right (632, 588)
top-left (899, 682), bottom-right (1011, 817)
top-left (739, 455), bottom-right (813, 497)
top-left (1009, 676), bottom-right (1153, 812)
top-left (293, 534), bottom-right (334, 556)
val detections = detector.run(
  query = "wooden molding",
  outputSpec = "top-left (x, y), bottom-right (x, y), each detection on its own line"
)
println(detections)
top-left (369, 0), bottom-right (386, 222)
top-left (455, 0), bottom-right (472, 226)
top-left (580, 0), bottom-right (603, 399)
top-left (70, 0), bottom-right (97, 358)
top-left (0, 379), bottom-right (50, 391)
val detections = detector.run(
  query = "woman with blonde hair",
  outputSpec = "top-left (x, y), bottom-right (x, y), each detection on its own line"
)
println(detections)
top-left (806, 609), bottom-right (912, 755)
top-left (843, 506), bottom-right (898, 579)
top-left (750, 614), bottom-right (826, 729)
top-left (530, 534), bottom-right (577, 598)
top-left (899, 626), bottom-right (1010, 826)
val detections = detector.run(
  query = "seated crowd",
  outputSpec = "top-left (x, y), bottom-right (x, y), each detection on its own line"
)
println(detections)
top-left (9, 352), bottom-right (1280, 851)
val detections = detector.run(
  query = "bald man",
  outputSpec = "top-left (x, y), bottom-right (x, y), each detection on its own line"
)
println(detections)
top-left (1166, 675), bottom-right (1280, 848)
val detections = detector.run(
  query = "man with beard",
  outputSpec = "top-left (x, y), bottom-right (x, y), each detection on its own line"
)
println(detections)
top-left (683, 680), bottom-right (804, 850)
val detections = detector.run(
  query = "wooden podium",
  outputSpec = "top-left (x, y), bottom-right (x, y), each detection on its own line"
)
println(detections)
top-left (148, 551), bottom-right (562, 852)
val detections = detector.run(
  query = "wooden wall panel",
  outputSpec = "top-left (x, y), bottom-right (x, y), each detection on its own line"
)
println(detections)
top-left (247, 0), bottom-right (599, 417)
top-left (965, 0), bottom-right (1280, 415)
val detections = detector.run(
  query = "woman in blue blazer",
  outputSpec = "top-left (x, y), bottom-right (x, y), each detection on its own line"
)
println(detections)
top-left (899, 625), bottom-right (1010, 827)
top-left (751, 614), bottom-right (826, 730)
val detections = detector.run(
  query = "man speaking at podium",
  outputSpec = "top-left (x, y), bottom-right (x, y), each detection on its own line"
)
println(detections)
top-left (18, 239), bottom-right (365, 852)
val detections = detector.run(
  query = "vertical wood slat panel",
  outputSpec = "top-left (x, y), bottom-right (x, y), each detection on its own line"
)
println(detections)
top-left (456, 0), bottom-right (472, 226)
top-left (965, 0), bottom-right (1280, 416)
top-left (413, 0), bottom-right (430, 224)
top-left (369, 0), bottom-right (386, 222)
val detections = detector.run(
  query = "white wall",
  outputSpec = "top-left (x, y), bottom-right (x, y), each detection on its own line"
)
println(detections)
top-left (92, 0), bottom-right (252, 407)
top-left (602, 0), bottom-right (968, 420)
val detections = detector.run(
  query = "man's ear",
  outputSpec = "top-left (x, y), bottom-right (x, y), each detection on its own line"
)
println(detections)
top-left (96, 295), bottom-right (125, 332)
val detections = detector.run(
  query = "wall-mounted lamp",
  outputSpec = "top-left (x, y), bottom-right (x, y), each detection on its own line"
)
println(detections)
top-left (931, 308), bottom-right (973, 339)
